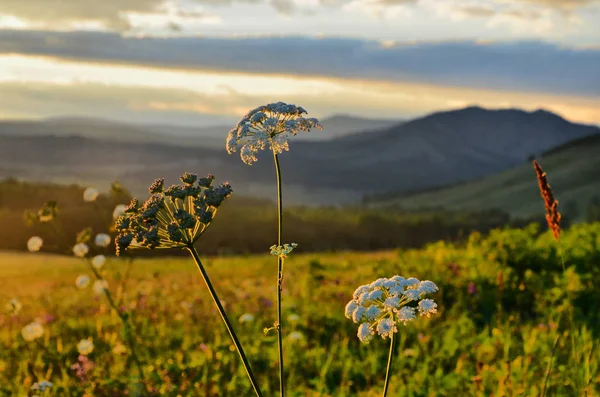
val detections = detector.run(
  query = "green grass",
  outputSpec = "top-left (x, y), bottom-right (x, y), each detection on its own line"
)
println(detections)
top-left (1, 223), bottom-right (600, 396)
top-left (367, 135), bottom-right (600, 222)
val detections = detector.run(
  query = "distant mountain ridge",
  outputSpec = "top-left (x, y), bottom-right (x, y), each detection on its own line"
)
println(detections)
top-left (0, 107), bottom-right (597, 205)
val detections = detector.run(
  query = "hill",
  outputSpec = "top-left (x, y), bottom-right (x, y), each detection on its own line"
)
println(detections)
top-left (364, 134), bottom-right (600, 222)
top-left (0, 107), bottom-right (596, 205)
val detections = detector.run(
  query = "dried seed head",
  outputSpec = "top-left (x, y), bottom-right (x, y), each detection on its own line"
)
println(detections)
top-left (533, 160), bottom-right (561, 240)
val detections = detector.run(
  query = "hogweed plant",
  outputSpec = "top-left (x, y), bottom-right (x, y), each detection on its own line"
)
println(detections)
top-left (24, 188), bottom-right (146, 386)
top-left (226, 102), bottom-right (321, 397)
top-left (114, 173), bottom-right (264, 397)
top-left (345, 276), bottom-right (439, 397)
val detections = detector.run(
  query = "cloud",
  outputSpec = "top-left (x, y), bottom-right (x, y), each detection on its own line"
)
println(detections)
top-left (0, 30), bottom-right (598, 98)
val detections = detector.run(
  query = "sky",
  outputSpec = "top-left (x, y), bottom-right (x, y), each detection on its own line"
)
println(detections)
top-left (0, 0), bottom-right (599, 126)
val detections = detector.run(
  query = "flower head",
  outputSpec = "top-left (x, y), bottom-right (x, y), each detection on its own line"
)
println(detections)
top-left (114, 173), bottom-right (232, 255)
top-left (269, 243), bottom-right (298, 259)
top-left (238, 313), bottom-right (255, 323)
top-left (94, 233), bottom-right (111, 248)
top-left (83, 188), bottom-right (99, 202)
top-left (112, 204), bottom-right (127, 219)
top-left (93, 280), bottom-right (109, 296)
top-left (226, 102), bottom-right (322, 165)
top-left (77, 339), bottom-right (94, 355)
top-left (27, 236), bottom-right (43, 252)
top-left (91, 255), bottom-right (106, 269)
top-left (75, 275), bottom-right (91, 289)
top-left (345, 275), bottom-right (439, 343)
top-left (31, 380), bottom-right (53, 392)
top-left (72, 243), bottom-right (89, 258)
top-left (21, 321), bottom-right (44, 342)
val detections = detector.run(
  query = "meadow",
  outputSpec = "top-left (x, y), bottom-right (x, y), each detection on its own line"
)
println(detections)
top-left (1, 222), bottom-right (599, 396)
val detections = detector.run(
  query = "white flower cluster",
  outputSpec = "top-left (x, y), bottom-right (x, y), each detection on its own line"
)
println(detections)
top-left (21, 321), bottom-right (44, 342)
top-left (345, 276), bottom-right (439, 344)
top-left (226, 102), bottom-right (322, 165)
top-left (269, 243), bottom-right (298, 258)
top-left (77, 338), bottom-right (94, 355)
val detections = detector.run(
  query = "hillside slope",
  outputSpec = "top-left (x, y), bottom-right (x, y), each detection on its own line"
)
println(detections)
top-left (365, 134), bottom-right (600, 221)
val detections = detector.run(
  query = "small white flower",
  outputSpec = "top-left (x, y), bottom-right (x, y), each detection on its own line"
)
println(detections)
top-left (238, 313), bottom-right (255, 323)
top-left (357, 323), bottom-right (374, 343)
top-left (288, 331), bottom-right (304, 342)
top-left (383, 296), bottom-right (401, 311)
top-left (418, 299), bottom-right (438, 317)
top-left (397, 306), bottom-right (416, 324)
top-left (94, 233), bottom-right (111, 248)
top-left (112, 204), bottom-right (127, 219)
top-left (91, 255), bottom-right (106, 269)
top-left (403, 288), bottom-right (421, 301)
top-left (21, 322), bottom-right (44, 342)
top-left (344, 300), bottom-right (358, 319)
top-left (27, 236), bottom-right (43, 252)
top-left (367, 289), bottom-right (384, 302)
top-left (352, 285), bottom-right (369, 300)
top-left (418, 280), bottom-right (439, 294)
top-left (93, 280), bottom-right (109, 296)
top-left (364, 305), bottom-right (382, 321)
top-left (72, 243), bottom-right (89, 258)
top-left (288, 313), bottom-right (300, 323)
top-left (31, 381), bottom-right (52, 392)
top-left (83, 187), bottom-right (99, 202)
top-left (75, 275), bottom-right (91, 289)
top-left (5, 298), bottom-right (22, 315)
top-left (376, 318), bottom-right (397, 339)
top-left (269, 243), bottom-right (298, 258)
top-left (370, 278), bottom-right (387, 288)
top-left (352, 305), bottom-right (367, 323)
top-left (77, 339), bottom-right (94, 355)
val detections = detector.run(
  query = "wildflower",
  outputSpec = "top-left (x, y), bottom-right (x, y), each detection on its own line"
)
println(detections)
top-left (5, 298), bottom-right (22, 315)
top-left (75, 275), bottom-right (91, 289)
top-left (77, 339), bottom-right (94, 355)
top-left (83, 187), bottom-right (99, 202)
top-left (114, 173), bottom-right (232, 255)
top-left (73, 243), bottom-right (89, 258)
top-left (345, 276), bottom-right (439, 343)
top-left (91, 255), bottom-right (106, 269)
top-left (226, 102), bottom-right (322, 165)
top-left (21, 321), bottom-right (44, 342)
top-left (71, 355), bottom-right (95, 381)
top-left (288, 313), bottom-right (300, 323)
top-left (27, 236), bottom-right (43, 252)
top-left (468, 282), bottom-right (477, 295)
top-left (113, 204), bottom-right (127, 219)
top-left (239, 313), bottom-right (255, 323)
top-left (93, 280), bottom-right (108, 296)
top-left (287, 331), bottom-right (304, 342)
top-left (31, 381), bottom-right (52, 392)
top-left (94, 233), bottom-right (111, 248)
top-left (269, 243), bottom-right (298, 258)
top-left (533, 160), bottom-right (561, 240)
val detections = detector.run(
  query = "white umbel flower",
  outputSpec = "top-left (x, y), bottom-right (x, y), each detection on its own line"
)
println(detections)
top-left (77, 339), bottom-right (94, 355)
top-left (93, 280), bottom-right (109, 296)
top-left (75, 275), bottom-right (91, 289)
top-left (226, 102), bottom-right (322, 165)
top-left (27, 236), bottom-right (43, 252)
top-left (94, 233), bottom-right (111, 248)
top-left (345, 275), bottom-right (439, 343)
top-left (91, 255), bottom-right (106, 269)
top-left (72, 243), bottom-right (89, 258)
top-left (238, 313), bottom-right (255, 323)
top-left (21, 322), bottom-right (44, 342)
top-left (83, 187), bottom-right (99, 202)
top-left (112, 204), bottom-right (127, 219)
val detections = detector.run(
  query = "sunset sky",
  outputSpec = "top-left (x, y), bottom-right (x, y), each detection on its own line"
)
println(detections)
top-left (0, 0), bottom-right (599, 126)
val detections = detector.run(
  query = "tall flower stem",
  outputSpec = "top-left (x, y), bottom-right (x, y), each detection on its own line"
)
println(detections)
top-left (187, 245), bottom-right (263, 397)
top-left (382, 332), bottom-right (396, 397)
top-left (273, 150), bottom-right (285, 397)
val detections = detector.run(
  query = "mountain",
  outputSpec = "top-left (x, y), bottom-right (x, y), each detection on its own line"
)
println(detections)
top-left (364, 134), bottom-right (600, 221)
top-left (0, 107), bottom-right (597, 205)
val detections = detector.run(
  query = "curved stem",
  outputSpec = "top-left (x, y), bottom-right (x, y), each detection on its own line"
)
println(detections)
top-left (187, 245), bottom-right (263, 397)
top-left (382, 333), bottom-right (396, 397)
top-left (273, 151), bottom-right (285, 397)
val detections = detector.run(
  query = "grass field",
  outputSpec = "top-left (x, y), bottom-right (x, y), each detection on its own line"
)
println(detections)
top-left (1, 222), bottom-right (599, 396)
